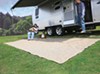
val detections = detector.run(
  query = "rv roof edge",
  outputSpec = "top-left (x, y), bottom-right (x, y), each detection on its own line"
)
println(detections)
top-left (11, 0), bottom-right (49, 9)
top-left (38, 0), bottom-right (49, 6)
top-left (11, 0), bottom-right (20, 9)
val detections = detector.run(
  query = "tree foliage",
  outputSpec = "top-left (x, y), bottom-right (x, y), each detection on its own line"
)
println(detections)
top-left (0, 28), bottom-right (3, 36)
top-left (0, 12), bottom-right (32, 36)
top-left (14, 16), bottom-right (32, 34)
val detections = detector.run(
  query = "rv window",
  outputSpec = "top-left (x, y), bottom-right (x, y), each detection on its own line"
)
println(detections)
top-left (35, 8), bottom-right (39, 19)
top-left (55, 6), bottom-right (60, 10)
top-left (97, 1), bottom-right (100, 4)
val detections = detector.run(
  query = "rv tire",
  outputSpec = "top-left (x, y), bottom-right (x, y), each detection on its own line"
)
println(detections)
top-left (56, 26), bottom-right (64, 36)
top-left (46, 28), bottom-right (54, 36)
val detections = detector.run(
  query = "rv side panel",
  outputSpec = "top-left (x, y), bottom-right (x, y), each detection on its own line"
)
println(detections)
top-left (91, 0), bottom-right (100, 23)
top-left (33, 0), bottom-right (64, 30)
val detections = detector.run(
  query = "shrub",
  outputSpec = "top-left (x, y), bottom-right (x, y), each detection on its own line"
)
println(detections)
top-left (0, 28), bottom-right (3, 36)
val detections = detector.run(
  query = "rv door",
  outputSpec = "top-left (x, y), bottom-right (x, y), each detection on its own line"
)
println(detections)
top-left (91, 0), bottom-right (100, 22)
top-left (63, 0), bottom-right (75, 26)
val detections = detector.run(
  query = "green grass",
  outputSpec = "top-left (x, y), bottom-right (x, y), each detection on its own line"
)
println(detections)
top-left (0, 35), bottom-right (100, 74)
top-left (0, 41), bottom-right (100, 74)
top-left (0, 44), bottom-right (63, 74)
top-left (0, 35), bottom-right (27, 44)
top-left (62, 41), bottom-right (100, 74)
top-left (96, 26), bottom-right (100, 30)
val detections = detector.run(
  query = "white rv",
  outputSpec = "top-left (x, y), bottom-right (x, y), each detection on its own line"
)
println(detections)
top-left (12, 0), bottom-right (100, 35)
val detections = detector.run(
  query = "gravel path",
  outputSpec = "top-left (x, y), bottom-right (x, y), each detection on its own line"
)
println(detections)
top-left (6, 38), bottom-right (99, 64)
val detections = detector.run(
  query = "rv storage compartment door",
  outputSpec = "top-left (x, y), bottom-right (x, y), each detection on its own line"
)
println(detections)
top-left (91, 0), bottom-right (100, 22)
top-left (63, 0), bottom-right (74, 26)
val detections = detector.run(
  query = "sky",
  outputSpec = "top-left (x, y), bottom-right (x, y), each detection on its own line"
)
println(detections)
top-left (0, 0), bottom-right (34, 17)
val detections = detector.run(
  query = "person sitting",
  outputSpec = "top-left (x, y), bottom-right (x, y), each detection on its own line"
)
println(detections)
top-left (27, 24), bottom-right (38, 40)
top-left (34, 24), bottom-right (39, 34)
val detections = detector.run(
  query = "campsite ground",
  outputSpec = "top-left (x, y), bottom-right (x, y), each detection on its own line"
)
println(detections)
top-left (0, 30), bottom-right (100, 74)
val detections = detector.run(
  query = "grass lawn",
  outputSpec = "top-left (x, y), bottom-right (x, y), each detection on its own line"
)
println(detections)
top-left (96, 26), bottom-right (100, 30)
top-left (0, 35), bottom-right (100, 74)
top-left (0, 35), bottom-right (27, 44)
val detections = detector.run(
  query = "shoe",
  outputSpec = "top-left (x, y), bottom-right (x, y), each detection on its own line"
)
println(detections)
top-left (81, 31), bottom-right (86, 33)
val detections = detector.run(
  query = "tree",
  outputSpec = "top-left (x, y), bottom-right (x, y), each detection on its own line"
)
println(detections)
top-left (0, 28), bottom-right (3, 36)
top-left (3, 17), bottom-right (11, 29)
top-left (25, 16), bottom-right (32, 24)
top-left (0, 12), bottom-right (33, 36)
top-left (14, 16), bottom-right (32, 34)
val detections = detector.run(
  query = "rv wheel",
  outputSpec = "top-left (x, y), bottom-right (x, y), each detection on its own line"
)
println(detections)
top-left (56, 26), bottom-right (64, 36)
top-left (47, 28), bottom-right (54, 36)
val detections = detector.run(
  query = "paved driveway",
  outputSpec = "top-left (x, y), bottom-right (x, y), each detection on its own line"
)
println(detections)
top-left (6, 38), bottom-right (99, 64)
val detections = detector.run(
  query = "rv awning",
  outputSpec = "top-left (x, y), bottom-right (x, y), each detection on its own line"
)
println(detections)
top-left (11, 0), bottom-right (48, 9)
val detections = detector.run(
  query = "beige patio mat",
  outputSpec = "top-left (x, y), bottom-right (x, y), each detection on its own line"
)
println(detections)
top-left (6, 38), bottom-right (99, 64)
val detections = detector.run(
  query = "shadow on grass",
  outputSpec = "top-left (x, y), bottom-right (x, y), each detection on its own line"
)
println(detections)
top-left (24, 30), bottom-right (100, 43)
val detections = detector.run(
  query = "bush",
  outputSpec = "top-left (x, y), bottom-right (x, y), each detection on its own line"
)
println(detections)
top-left (1, 29), bottom-right (13, 36)
top-left (0, 16), bottom-right (32, 36)
top-left (2, 29), bottom-right (9, 36)
top-left (0, 28), bottom-right (3, 36)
